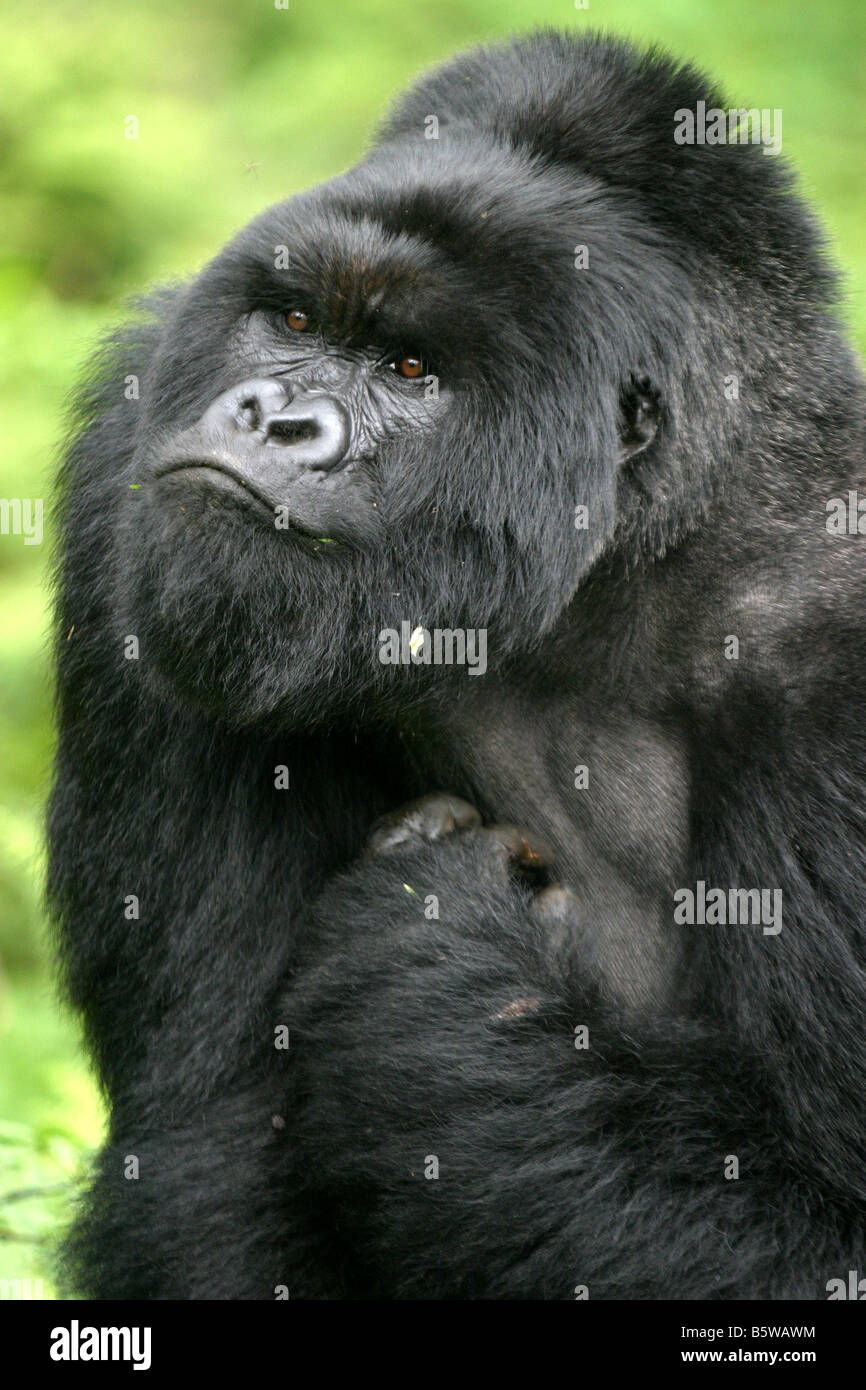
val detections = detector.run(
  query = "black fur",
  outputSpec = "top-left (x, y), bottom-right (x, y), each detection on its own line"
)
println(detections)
top-left (49, 31), bottom-right (866, 1299)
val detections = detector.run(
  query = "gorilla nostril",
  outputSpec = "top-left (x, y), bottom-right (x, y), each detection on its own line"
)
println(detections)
top-left (262, 395), bottom-right (350, 471)
top-left (265, 416), bottom-right (318, 447)
top-left (219, 379), bottom-right (290, 435)
top-left (238, 396), bottom-right (262, 431)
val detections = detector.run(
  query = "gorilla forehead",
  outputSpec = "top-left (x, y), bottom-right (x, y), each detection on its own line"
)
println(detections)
top-left (209, 134), bottom-right (663, 365)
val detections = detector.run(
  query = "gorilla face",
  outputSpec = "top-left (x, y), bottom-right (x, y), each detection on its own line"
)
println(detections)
top-left (117, 134), bottom-right (672, 727)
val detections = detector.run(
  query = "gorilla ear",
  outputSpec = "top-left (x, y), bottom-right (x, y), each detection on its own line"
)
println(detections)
top-left (618, 378), bottom-right (661, 462)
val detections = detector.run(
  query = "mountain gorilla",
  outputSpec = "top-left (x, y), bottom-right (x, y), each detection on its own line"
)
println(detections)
top-left (50, 31), bottom-right (866, 1299)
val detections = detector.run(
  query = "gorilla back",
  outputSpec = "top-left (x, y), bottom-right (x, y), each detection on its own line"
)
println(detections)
top-left (49, 31), bottom-right (866, 1299)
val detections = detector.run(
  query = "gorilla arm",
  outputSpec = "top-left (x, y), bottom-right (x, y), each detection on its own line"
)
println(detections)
top-left (48, 308), bottom-right (395, 1297)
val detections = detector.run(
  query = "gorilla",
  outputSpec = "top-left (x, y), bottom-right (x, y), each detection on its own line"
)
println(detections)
top-left (50, 30), bottom-right (866, 1300)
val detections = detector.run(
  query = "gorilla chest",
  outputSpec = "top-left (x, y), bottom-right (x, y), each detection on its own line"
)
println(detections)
top-left (422, 695), bottom-right (691, 1012)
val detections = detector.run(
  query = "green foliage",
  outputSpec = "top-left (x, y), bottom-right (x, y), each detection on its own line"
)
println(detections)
top-left (0, 0), bottom-right (863, 1298)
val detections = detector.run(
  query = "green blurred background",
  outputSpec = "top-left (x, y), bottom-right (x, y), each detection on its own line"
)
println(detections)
top-left (0, 0), bottom-right (864, 1296)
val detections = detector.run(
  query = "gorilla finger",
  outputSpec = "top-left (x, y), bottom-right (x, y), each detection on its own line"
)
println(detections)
top-left (531, 884), bottom-right (582, 961)
top-left (366, 792), bottom-right (481, 855)
top-left (490, 995), bottom-right (543, 1024)
top-left (531, 883), bottom-right (581, 926)
top-left (478, 824), bottom-right (555, 880)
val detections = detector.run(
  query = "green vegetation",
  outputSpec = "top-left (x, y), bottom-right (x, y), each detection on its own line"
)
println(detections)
top-left (1, 0), bottom-right (864, 1296)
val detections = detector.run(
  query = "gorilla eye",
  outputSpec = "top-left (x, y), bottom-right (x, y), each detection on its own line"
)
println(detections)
top-left (286, 309), bottom-right (310, 332)
top-left (392, 355), bottom-right (424, 380)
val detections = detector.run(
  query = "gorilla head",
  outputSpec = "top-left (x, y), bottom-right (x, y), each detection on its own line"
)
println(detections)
top-left (112, 32), bottom-right (830, 728)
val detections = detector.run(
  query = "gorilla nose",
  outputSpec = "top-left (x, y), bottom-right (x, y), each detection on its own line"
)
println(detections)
top-left (222, 379), bottom-right (350, 472)
top-left (155, 377), bottom-right (359, 522)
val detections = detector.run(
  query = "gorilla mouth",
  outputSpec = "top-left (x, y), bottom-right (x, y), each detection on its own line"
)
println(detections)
top-left (156, 458), bottom-right (274, 514)
top-left (154, 459), bottom-right (340, 541)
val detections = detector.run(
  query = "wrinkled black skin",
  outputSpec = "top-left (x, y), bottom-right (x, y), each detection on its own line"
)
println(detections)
top-left (49, 31), bottom-right (866, 1300)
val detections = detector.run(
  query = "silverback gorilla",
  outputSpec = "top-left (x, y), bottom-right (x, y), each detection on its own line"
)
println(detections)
top-left (50, 32), bottom-right (866, 1299)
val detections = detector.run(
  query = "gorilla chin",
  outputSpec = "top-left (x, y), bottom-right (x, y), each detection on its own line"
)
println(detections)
top-left (117, 496), bottom-right (381, 728)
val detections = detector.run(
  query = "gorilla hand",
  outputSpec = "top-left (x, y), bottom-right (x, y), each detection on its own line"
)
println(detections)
top-left (278, 801), bottom-right (598, 1297)
top-left (366, 791), bottom-right (582, 996)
